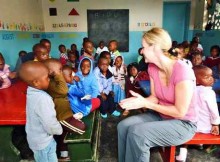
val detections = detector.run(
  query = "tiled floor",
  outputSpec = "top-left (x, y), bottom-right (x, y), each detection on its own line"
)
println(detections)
top-left (98, 115), bottom-right (220, 162)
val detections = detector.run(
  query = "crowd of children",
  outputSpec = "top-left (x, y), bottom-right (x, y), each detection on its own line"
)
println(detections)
top-left (1, 35), bottom-right (220, 161)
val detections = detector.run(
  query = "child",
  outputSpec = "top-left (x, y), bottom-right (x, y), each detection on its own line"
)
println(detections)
top-left (176, 65), bottom-right (220, 161)
top-left (33, 43), bottom-right (49, 62)
top-left (18, 61), bottom-right (63, 162)
top-left (70, 44), bottom-right (79, 60)
top-left (108, 40), bottom-right (121, 62)
top-left (63, 65), bottom-right (100, 117)
top-left (0, 53), bottom-right (16, 89)
top-left (123, 62), bottom-right (150, 116)
top-left (75, 57), bottom-right (100, 109)
top-left (95, 41), bottom-right (109, 58)
top-left (191, 51), bottom-right (203, 67)
top-left (18, 50), bottom-right (27, 57)
top-left (204, 45), bottom-right (220, 68)
top-left (94, 57), bottom-right (121, 118)
top-left (59, 44), bottom-right (68, 65)
top-left (79, 40), bottom-right (94, 61)
top-left (44, 58), bottom-right (86, 160)
top-left (112, 56), bottom-right (127, 103)
top-left (66, 50), bottom-right (79, 72)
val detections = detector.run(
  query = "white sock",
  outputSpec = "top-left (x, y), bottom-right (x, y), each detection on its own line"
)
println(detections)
top-left (60, 151), bottom-right (68, 157)
top-left (176, 147), bottom-right (187, 161)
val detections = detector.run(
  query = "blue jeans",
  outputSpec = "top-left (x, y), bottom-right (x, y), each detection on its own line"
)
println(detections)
top-left (33, 139), bottom-right (58, 162)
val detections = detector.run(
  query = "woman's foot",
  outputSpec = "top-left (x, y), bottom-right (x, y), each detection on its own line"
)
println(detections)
top-left (111, 110), bottom-right (121, 117)
top-left (122, 110), bottom-right (130, 116)
top-left (176, 148), bottom-right (187, 162)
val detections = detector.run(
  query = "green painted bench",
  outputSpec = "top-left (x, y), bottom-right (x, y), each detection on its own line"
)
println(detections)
top-left (64, 111), bottom-right (101, 162)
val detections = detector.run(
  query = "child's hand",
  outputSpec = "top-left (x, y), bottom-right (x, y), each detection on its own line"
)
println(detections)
top-left (9, 72), bottom-right (17, 79)
top-left (211, 125), bottom-right (219, 135)
top-left (101, 92), bottom-right (107, 101)
top-left (73, 76), bottom-right (80, 82)
top-left (81, 95), bottom-right (91, 100)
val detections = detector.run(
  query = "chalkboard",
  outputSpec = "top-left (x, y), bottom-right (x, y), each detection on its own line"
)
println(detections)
top-left (87, 9), bottom-right (129, 52)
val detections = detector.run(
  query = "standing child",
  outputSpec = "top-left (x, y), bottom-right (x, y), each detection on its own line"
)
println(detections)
top-left (95, 41), bottom-right (109, 59)
top-left (70, 44), bottom-right (79, 61)
top-left (176, 65), bottom-right (220, 161)
top-left (112, 56), bottom-right (127, 103)
top-left (59, 44), bottom-right (68, 65)
top-left (123, 62), bottom-right (150, 116)
top-left (94, 57), bottom-right (121, 118)
top-left (18, 61), bottom-right (63, 162)
top-left (108, 40), bottom-right (121, 63)
top-left (0, 53), bottom-right (16, 89)
top-left (44, 59), bottom-right (86, 161)
top-left (63, 65), bottom-right (100, 117)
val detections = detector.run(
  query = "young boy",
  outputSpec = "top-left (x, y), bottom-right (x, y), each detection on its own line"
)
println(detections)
top-left (18, 61), bottom-right (63, 162)
top-left (108, 40), bottom-right (121, 62)
top-left (79, 40), bottom-right (94, 61)
top-left (44, 58), bottom-right (86, 160)
top-left (94, 57), bottom-right (121, 118)
top-left (33, 43), bottom-right (49, 62)
top-left (176, 65), bottom-right (220, 161)
top-left (63, 65), bottom-right (100, 117)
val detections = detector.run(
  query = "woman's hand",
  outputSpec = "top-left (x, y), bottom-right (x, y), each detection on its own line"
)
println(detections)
top-left (119, 90), bottom-right (150, 110)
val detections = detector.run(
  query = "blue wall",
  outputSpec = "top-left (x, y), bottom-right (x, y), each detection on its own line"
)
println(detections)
top-left (0, 30), bottom-right (143, 70)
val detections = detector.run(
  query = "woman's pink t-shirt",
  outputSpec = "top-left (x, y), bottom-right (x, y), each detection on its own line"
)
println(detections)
top-left (148, 60), bottom-right (198, 123)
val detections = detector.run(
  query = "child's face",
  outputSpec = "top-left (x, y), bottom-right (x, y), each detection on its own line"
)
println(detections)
top-left (63, 68), bottom-right (73, 84)
top-left (0, 58), bottom-right (5, 71)
top-left (36, 68), bottom-right (50, 90)
top-left (99, 42), bottom-right (104, 49)
top-left (108, 42), bottom-right (117, 52)
top-left (129, 66), bottom-right (138, 77)
top-left (71, 45), bottom-right (77, 51)
top-left (99, 59), bottom-right (109, 73)
top-left (115, 57), bottom-right (122, 68)
top-left (59, 46), bottom-right (66, 53)
top-left (69, 54), bottom-right (76, 63)
top-left (196, 68), bottom-right (214, 86)
top-left (41, 42), bottom-right (51, 54)
top-left (19, 52), bottom-right (26, 57)
top-left (84, 42), bottom-right (94, 55)
top-left (104, 54), bottom-right (111, 64)
top-left (211, 48), bottom-right (219, 58)
top-left (35, 47), bottom-right (49, 62)
top-left (81, 60), bottom-right (91, 76)
top-left (192, 55), bottom-right (202, 66)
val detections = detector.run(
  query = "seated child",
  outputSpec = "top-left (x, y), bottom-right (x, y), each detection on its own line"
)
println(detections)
top-left (191, 51), bottom-right (203, 67)
top-left (95, 41), bottom-right (109, 59)
top-left (108, 40), bottom-right (121, 64)
top-left (33, 43), bottom-right (49, 62)
top-left (0, 53), bottom-right (16, 89)
top-left (79, 40), bottom-right (94, 61)
top-left (44, 58), bottom-right (86, 160)
top-left (94, 57), bottom-right (121, 118)
top-left (99, 51), bottom-right (113, 73)
top-left (204, 45), bottom-right (220, 68)
top-left (59, 44), bottom-right (68, 65)
top-left (176, 65), bottom-right (220, 161)
top-left (112, 56), bottom-right (127, 103)
top-left (70, 43), bottom-right (80, 60)
top-left (66, 50), bottom-right (79, 72)
top-left (63, 65), bottom-right (100, 117)
top-left (18, 61), bottom-right (63, 162)
top-left (123, 62), bottom-right (150, 116)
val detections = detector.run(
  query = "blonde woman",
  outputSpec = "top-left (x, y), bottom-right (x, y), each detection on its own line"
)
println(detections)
top-left (117, 28), bottom-right (198, 162)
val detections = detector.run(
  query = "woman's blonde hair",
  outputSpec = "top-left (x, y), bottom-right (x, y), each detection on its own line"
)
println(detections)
top-left (143, 28), bottom-right (172, 52)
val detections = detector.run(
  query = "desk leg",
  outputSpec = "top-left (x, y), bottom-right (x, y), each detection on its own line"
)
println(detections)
top-left (0, 126), bottom-right (20, 161)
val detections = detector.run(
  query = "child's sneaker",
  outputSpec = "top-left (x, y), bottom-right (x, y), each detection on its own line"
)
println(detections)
top-left (101, 113), bottom-right (108, 118)
top-left (111, 110), bottom-right (121, 117)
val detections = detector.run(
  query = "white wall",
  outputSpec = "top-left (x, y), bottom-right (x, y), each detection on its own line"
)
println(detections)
top-left (41, 0), bottom-right (163, 32)
top-left (0, 0), bottom-right (44, 31)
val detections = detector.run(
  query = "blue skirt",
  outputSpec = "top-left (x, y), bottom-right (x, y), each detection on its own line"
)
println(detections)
top-left (112, 84), bottom-right (125, 103)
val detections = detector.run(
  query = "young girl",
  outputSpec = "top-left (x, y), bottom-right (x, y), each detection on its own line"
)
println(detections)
top-left (112, 56), bottom-right (127, 103)
top-left (79, 40), bottom-right (94, 61)
top-left (59, 44), bottom-right (68, 65)
top-left (0, 53), bottom-right (16, 89)
top-left (66, 50), bottom-right (79, 72)
top-left (123, 62), bottom-right (150, 116)
top-left (204, 45), bottom-right (220, 80)
top-left (176, 65), bottom-right (220, 161)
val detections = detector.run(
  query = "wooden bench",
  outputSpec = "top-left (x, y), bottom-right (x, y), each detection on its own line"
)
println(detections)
top-left (64, 111), bottom-right (101, 162)
top-left (161, 133), bottom-right (220, 162)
